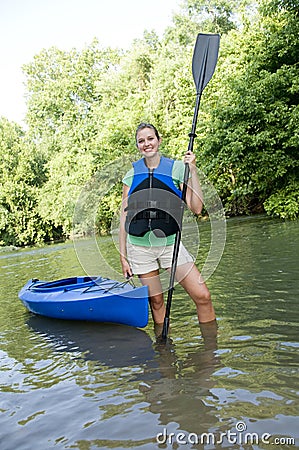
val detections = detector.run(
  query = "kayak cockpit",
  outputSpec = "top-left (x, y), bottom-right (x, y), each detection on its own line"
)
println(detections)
top-left (30, 276), bottom-right (98, 290)
top-left (27, 277), bottom-right (135, 294)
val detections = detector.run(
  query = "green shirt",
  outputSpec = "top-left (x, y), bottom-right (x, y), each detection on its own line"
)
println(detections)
top-left (122, 158), bottom-right (186, 247)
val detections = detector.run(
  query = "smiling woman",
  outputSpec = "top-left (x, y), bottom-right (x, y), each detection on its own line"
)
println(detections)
top-left (119, 122), bottom-right (216, 330)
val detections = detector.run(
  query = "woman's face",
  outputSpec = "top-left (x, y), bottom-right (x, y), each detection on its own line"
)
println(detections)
top-left (136, 127), bottom-right (161, 158)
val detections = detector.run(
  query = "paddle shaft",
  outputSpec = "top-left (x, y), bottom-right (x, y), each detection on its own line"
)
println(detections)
top-left (161, 93), bottom-right (201, 340)
top-left (161, 33), bottom-right (220, 340)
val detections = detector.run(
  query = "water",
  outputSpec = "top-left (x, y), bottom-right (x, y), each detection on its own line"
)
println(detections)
top-left (0, 216), bottom-right (298, 449)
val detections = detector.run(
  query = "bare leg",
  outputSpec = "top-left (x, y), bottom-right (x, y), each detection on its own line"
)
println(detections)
top-left (175, 263), bottom-right (216, 323)
top-left (138, 270), bottom-right (165, 324)
top-left (199, 320), bottom-right (218, 349)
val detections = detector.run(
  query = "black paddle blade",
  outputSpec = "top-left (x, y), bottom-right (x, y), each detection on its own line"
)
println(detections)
top-left (192, 33), bottom-right (220, 94)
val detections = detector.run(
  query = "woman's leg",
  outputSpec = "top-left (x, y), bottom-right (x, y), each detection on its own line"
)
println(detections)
top-left (175, 263), bottom-right (216, 323)
top-left (138, 270), bottom-right (165, 324)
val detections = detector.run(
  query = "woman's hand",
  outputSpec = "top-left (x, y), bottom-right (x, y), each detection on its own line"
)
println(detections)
top-left (120, 256), bottom-right (133, 279)
top-left (184, 150), bottom-right (197, 171)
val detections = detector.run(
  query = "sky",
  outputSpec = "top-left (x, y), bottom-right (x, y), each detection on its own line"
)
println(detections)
top-left (0, 0), bottom-right (180, 125)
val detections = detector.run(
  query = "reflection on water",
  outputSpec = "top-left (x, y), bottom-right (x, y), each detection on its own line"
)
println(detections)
top-left (27, 317), bottom-right (157, 369)
top-left (0, 216), bottom-right (298, 449)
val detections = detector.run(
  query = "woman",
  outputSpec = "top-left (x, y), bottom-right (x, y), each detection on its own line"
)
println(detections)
top-left (119, 123), bottom-right (216, 329)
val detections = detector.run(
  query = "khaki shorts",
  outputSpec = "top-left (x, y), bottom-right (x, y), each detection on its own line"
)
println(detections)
top-left (127, 242), bottom-right (194, 275)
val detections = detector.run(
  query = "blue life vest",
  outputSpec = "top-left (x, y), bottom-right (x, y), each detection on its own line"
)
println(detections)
top-left (125, 156), bottom-right (184, 237)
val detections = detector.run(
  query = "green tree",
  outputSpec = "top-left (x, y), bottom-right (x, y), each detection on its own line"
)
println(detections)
top-left (23, 41), bottom-right (121, 236)
top-left (0, 118), bottom-right (53, 245)
top-left (198, 0), bottom-right (299, 218)
top-left (164, 0), bottom-right (248, 46)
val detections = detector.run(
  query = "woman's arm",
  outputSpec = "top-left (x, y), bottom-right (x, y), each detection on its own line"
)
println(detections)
top-left (182, 151), bottom-right (203, 215)
top-left (119, 184), bottom-right (133, 278)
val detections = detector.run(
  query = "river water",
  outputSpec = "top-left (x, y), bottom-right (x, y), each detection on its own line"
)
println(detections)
top-left (0, 216), bottom-right (298, 449)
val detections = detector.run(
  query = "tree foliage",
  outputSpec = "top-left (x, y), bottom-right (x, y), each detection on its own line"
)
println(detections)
top-left (0, 0), bottom-right (298, 246)
top-left (198, 0), bottom-right (299, 215)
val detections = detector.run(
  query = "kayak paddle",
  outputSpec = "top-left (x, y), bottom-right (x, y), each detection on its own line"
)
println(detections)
top-left (161, 33), bottom-right (220, 340)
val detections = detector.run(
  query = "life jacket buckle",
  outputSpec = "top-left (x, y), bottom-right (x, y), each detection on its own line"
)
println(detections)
top-left (146, 200), bottom-right (157, 208)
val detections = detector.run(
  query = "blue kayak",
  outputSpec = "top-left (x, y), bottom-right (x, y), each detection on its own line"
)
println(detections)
top-left (18, 276), bottom-right (149, 328)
